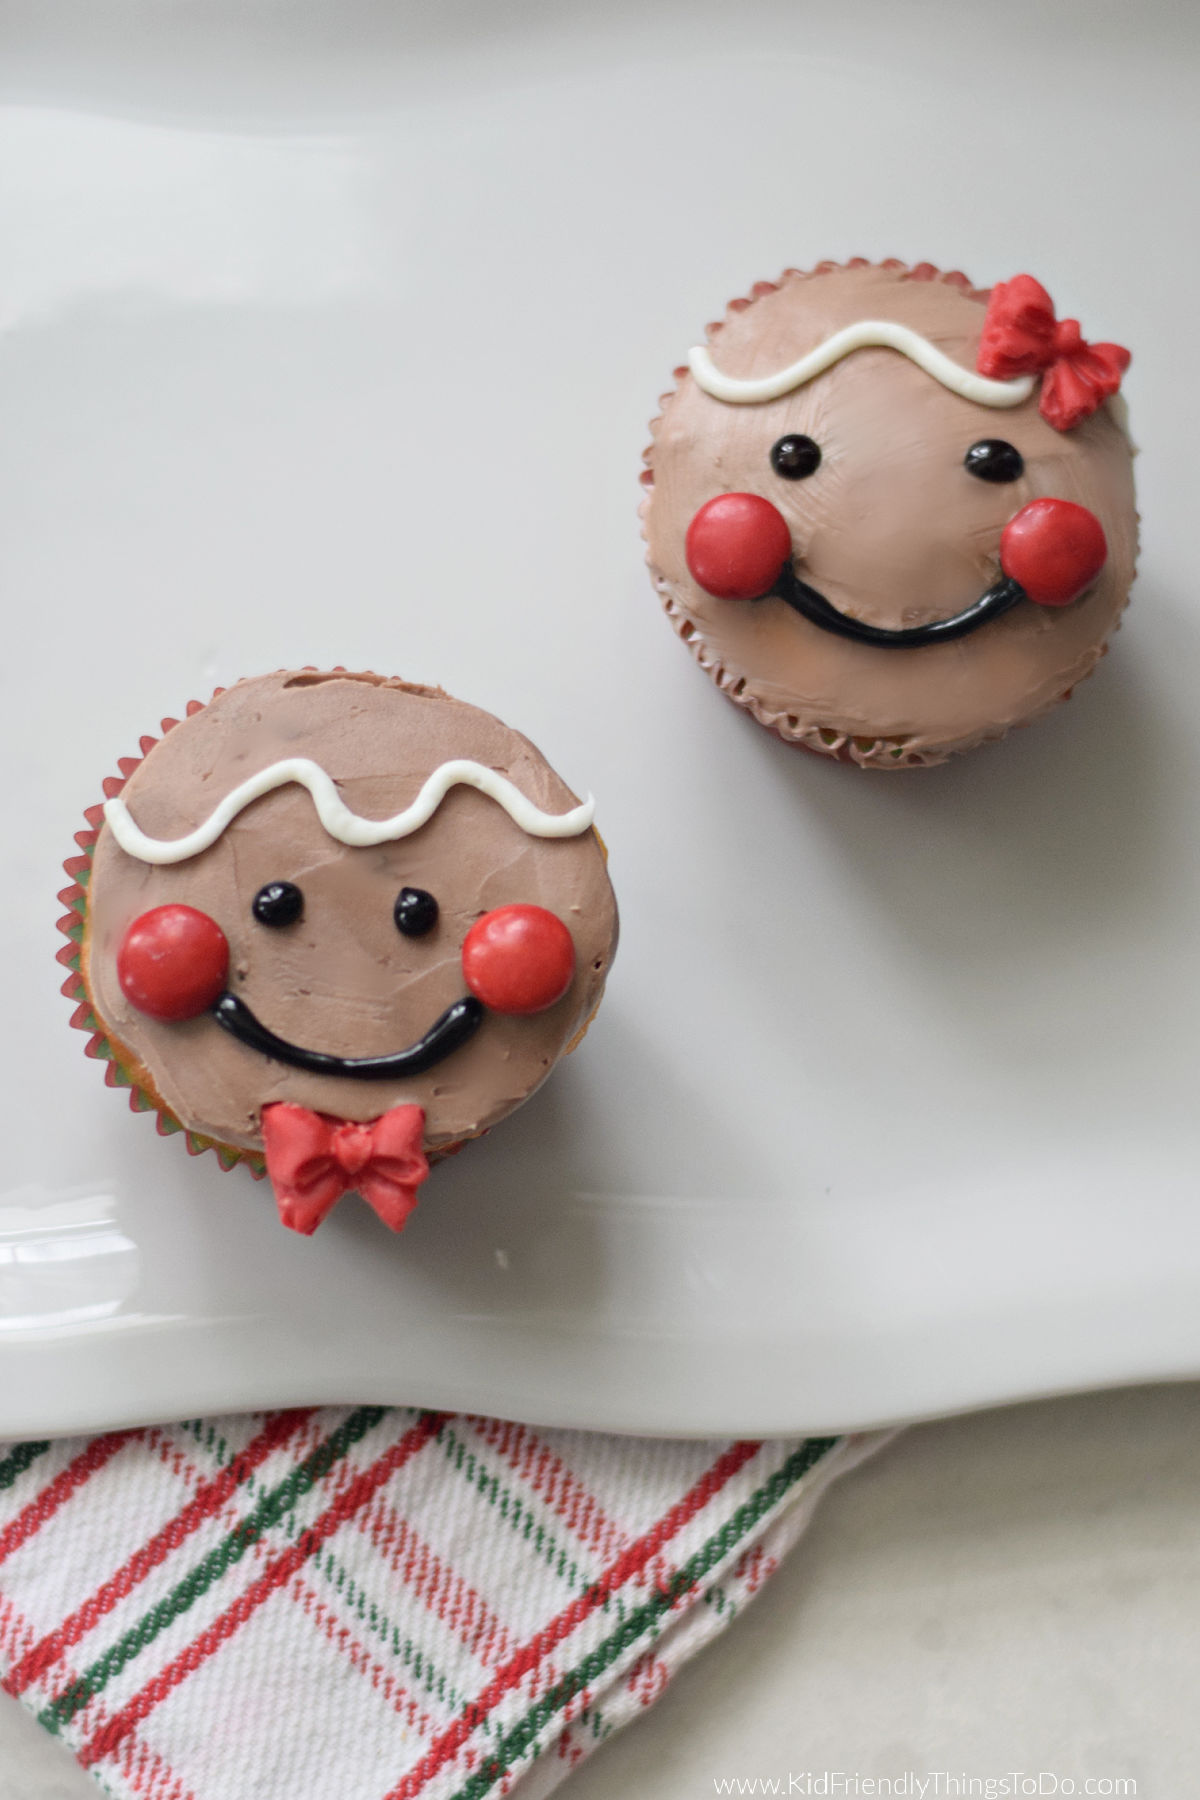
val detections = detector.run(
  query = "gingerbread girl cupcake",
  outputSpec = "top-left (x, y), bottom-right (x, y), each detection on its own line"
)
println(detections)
top-left (642, 260), bottom-right (1137, 767)
top-left (59, 671), bottom-right (618, 1234)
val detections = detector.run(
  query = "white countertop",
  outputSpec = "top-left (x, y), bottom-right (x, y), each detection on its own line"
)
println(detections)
top-left (4, 1384), bottom-right (1196, 1799)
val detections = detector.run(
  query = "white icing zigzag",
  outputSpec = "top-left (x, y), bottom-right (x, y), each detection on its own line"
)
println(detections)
top-left (688, 321), bottom-right (1036, 408)
top-left (104, 757), bottom-right (596, 865)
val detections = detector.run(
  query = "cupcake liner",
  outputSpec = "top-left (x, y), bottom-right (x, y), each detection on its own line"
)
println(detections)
top-left (57, 694), bottom-right (268, 1181)
top-left (639, 256), bottom-right (1115, 771)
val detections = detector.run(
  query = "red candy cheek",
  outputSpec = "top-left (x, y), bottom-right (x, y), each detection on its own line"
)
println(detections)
top-left (116, 904), bottom-right (229, 1022)
top-left (461, 905), bottom-right (576, 1016)
top-left (685, 493), bottom-right (793, 601)
top-left (1000, 498), bottom-right (1108, 608)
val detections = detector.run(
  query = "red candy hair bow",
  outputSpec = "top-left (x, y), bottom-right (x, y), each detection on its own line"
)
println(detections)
top-left (977, 274), bottom-right (1130, 432)
top-left (261, 1102), bottom-right (430, 1236)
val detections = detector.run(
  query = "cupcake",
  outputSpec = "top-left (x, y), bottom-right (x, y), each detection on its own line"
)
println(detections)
top-left (641, 259), bottom-right (1137, 768)
top-left (58, 671), bottom-right (618, 1234)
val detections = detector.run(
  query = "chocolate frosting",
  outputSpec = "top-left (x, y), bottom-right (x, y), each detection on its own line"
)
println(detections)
top-left (642, 263), bottom-right (1138, 767)
top-left (85, 672), bottom-right (618, 1153)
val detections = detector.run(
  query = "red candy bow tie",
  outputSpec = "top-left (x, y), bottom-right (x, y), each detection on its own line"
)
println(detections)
top-left (977, 273), bottom-right (1130, 432)
top-left (261, 1102), bottom-right (430, 1236)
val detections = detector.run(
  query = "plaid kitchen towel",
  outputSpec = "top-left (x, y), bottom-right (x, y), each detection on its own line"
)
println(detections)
top-left (0, 1409), bottom-right (886, 1800)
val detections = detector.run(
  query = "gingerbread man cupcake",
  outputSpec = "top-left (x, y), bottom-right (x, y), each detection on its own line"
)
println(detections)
top-left (642, 260), bottom-right (1137, 767)
top-left (59, 671), bottom-right (618, 1234)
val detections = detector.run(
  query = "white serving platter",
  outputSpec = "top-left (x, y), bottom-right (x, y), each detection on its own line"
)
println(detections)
top-left (2, 0), bottom-right (1197, 1438)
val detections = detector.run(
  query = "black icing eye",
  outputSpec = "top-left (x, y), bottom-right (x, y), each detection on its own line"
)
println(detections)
top-left (964, 439), bottom-right (1025, 483)
top-left (394, 887), bottom-right (438, 937)
top-left (770, 434), bottom-right (822, 480)
top-left (252, 881), bottom-right (304, 927)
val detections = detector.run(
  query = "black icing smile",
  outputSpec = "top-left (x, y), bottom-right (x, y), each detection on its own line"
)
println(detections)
top-left (768, 562), bottom-right (1026, 648)
top-left (211, 991), bottom-right (484, 1079)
